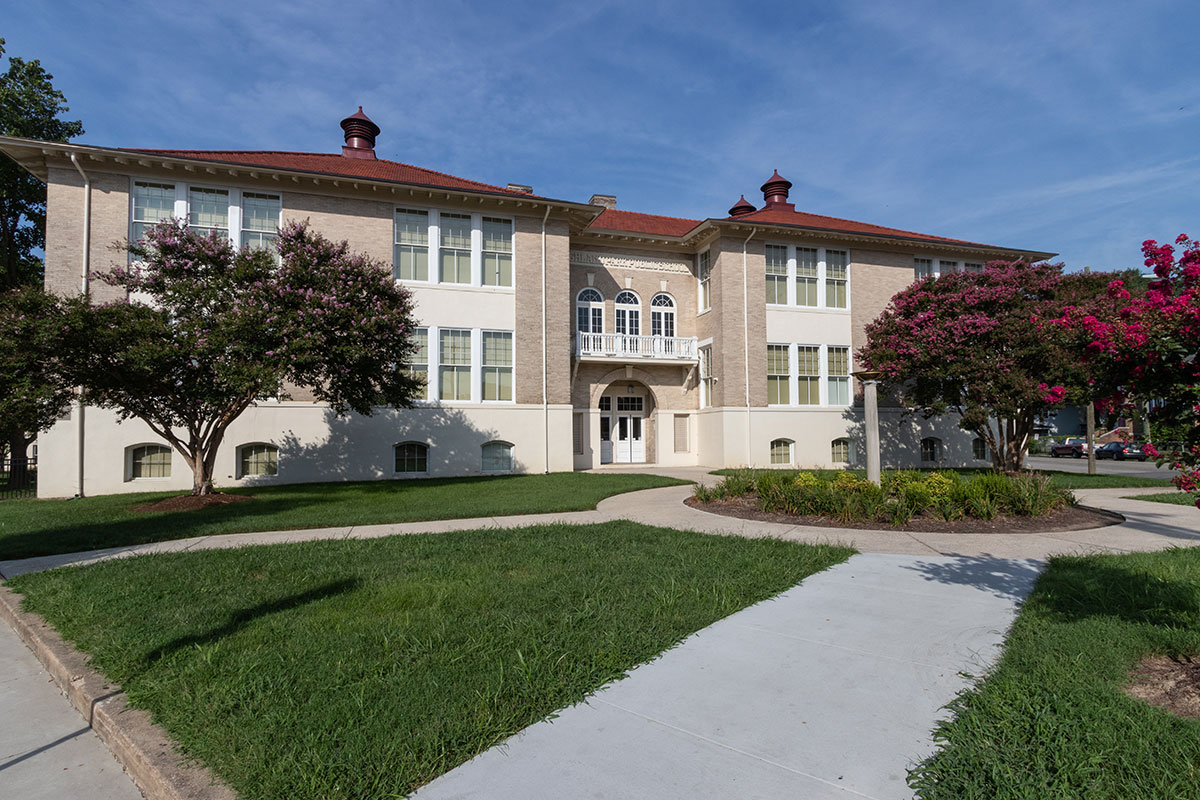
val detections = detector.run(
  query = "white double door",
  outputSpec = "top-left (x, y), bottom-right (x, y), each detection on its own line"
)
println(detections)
top-left (600, 414), bottom-right (645, 463)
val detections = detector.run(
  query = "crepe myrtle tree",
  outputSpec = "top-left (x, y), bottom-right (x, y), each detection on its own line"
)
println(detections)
top-left (69, 219), bottom-right (422, 495)
top-left (1061, 235), bottom-right (1200, 506)
top-left (859, 260), bottom-right (1112, 472)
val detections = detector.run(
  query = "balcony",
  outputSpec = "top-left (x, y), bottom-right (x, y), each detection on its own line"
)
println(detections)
top-left (575, 332), bottom-right (699, 363)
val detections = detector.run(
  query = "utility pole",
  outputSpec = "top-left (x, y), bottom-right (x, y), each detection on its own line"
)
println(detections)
top-left (1086, 401), bottom-right (1097, 475)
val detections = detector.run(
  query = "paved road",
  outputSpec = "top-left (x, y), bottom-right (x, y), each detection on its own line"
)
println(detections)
top-left (1027, 454), bottom-right (1177, 480)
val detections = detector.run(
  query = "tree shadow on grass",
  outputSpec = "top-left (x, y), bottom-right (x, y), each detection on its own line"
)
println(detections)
top-left (901, 556), bottom-right (1046, 603)
top-left (1028, 552), bottom-right (1200, 628)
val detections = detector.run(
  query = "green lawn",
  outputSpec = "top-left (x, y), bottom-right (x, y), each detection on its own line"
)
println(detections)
top-left (1127, 492), bottom-right (1197, 506)
top-left (0, 473), bottom-right (688, 561)
top-left (709, 467), bottom-right (1172, 490)
top-left (10, 522), bottom-right (853, 799)
top-left (909, 548), bottom-right (1200, 799)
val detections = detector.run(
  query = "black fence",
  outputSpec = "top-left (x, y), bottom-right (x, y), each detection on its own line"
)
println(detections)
top-left (0, 456), bottom-right (37, 500)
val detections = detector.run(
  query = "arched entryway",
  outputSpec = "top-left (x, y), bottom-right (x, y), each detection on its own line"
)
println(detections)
top-left (594, 379), bottom-right (658, 464)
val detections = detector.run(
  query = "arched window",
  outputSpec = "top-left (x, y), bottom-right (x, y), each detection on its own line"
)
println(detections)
top-left (128, 444), bottom-right (171, 480)
top-left (576, 288), bottom-right (604, 334)
top-left (238, 443), bottom-right (278, 478)
top-left (614, 290), bottom-right (640, 336)
top-left (920, 437), bottom-right (943, 463)
top-left (973, 437), bottom-right (988, 460)
top-left (770, 438), bottom-right (794, 466)
top-left (394, 442), bottom-right (428, 474)
top-left (831, 438), bottom-right (851, 464)
top-left (482, 441), bottom-right (514, 472)
top-left (650, 293), bottom-right (676, 338)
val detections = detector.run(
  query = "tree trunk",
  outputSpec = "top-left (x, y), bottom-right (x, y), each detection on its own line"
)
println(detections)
top-left (4, 430), bottom-right (30, 490)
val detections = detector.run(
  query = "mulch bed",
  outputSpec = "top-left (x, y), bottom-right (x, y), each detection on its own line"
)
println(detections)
top-left (684, 494), bottom-right (1124, 534)
top-left (1126, 655), bottom-right (1200, 721)
top-left (131, 493), bottom-right (254, 513)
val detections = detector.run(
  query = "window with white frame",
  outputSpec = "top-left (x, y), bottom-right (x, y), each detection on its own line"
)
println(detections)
top-left (827, 346), bottom-right (850, 406)
top-left (921, 437), bottom-right (943, 463)
top-left (615, 291), bottom-right (640, 336)
top-left (242, 193), bottom-right (282, 253)
top-left (481, 331), bottom-right (513, 401)
top-left (914, 258), bottom-right (935, 280)
top-left (697, 250), bottom-right (711, 311)
top-left (767, 344), bottom-right (790, 405)
top-left (940, 260), bottom-right (959, 273)
top-left (650, 293), bottom-right (675, 338)
top-left (394, 442), bottom-right (428, 473)
top-left (188, 187), bottom-right (230, 240)
top-left (796, 247), bottom-right (818, 306)
top-left (408, 327), bottom-right (429, 399)
top-left (394, 209), bottom-right (430, 281)
top-left (439, 213), bottom-right (472, 284)
top-left (831, 438), bottom-right (851, 464)
top-left (825, 250), bottom-right (848, 308)
top-left (482, 217), bottom-right (513, 286)
top-left (770, 438), bottom-right (793, 465)
top-left (699, 345), bottom-right (713, 408)
top-left (915, 258), bottom-right (969, 280)
top-left (482, 441), bottom-right (513, 472)
top-left (128, 444), bottom-right (171, 479)
top-left (797, 345), bottom-right (821, 405)
top-left (439, 328), bottom-right (472, 400)
top-left (765, 244), bottom-right (788, 304)
top-left (131, 182), bottom-right (281, 252)
top-left (238, 443), bottom-right (278, 477)
top-left (616, 396), bottom-right (644, 412)
top-left (965, 262), bottom-right (984, 273)
top-left (576, 288), bottom-right (603, 334)
top-left (132, 182), bottom-right (175, 241)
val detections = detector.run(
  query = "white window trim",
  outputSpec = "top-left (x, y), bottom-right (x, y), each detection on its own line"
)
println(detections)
top-left (915, 257), bottom-right (966, 280)
top-left (422, 326), bottom-right (516, 406)
top-left (762, 242), bottom-right (851, 311)
top-left (481, 440), bottom-right (515, 473)
top-left (393, 205), bottom-right (516, 291)
top-left (129, 179), bottom-right (281, 252)
top-left (576, 288), bottom-right (605, 334)
top-left (697, 248), bottom-right (712, 314)
top-left (393, 441), bottom-right (430, 475)
top-left (124, 442), bottom-right (173, 482)
top-left (480, 329), bottom-right (515, 404)
top-left (767, 343), bottom-right (854, 408)
top-left (769, 438), bottom-right (795, 466)
top-left (236, 442), bottom-right (280, 479)
top-left (698, 339), bottom-right (714, 409)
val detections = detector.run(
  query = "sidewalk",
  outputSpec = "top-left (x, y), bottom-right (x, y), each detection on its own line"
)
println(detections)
top-left (413, 552), bottom-right (1043, 800)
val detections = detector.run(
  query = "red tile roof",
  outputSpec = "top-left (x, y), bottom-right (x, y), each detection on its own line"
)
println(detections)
top-left (586, 208), bottom-right (701, 237)
top-left (123, 149), bottom-right (544, 198)
top-left (727, 207), bottom-right (994, 247)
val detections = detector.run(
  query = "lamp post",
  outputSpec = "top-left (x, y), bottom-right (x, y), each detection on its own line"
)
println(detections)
top-left (853, 369), bottom-right (883, 486)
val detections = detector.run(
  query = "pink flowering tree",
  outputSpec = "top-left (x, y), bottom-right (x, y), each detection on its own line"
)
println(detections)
top-left (1064, 235), bottom-right (1200, 505)
top-left (859, 261), bottom-right (1111, 472)
top-left (67, 220), bottom-right (421, 495)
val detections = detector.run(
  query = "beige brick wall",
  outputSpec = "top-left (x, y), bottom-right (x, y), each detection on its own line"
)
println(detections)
top-left (44, 165), bottom-right (129, 302)
top-left (282, 192), bottom-right (393, 265)
top-left (568, 261), bottom-right (698, 339)
top-left (514, 214), bottom-right (571, 405)
top-left (707, 234), bottom-right (769, 409)
top-left (570, 362), bottom-right (697, 410)
top-left (849, 247), bottom-right (919, 358)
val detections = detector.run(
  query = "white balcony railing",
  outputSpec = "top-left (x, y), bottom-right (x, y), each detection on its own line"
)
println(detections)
top-left (575, 332), bottom-right (699, 361)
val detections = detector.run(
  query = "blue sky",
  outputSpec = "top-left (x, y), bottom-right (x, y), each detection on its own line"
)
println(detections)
top-left (5, 0), bottom-right (1198, 270)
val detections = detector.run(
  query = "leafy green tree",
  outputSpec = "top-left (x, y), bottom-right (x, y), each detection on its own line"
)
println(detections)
top-left (67, 220), bottom-right (422, 495)
top-left (0, 37), bottom-right (84, 288)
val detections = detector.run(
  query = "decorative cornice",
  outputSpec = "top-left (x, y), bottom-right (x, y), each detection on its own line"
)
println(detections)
top-left (569, 249), bottom-right (693, 275)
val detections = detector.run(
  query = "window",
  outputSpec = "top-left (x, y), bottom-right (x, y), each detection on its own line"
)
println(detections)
top-left (973, 437), bottom-right (988, 460)
top-left (482, 441), bottom-right (513, 472)
top-left (767, 344), bottom-right (790, 405)
top-left (242, 193), bottom-right (281, 254)
top-left (129, 444), bottom-right (171, 479)
top-left (797, 345), bottom-right (820, 405)
top-left (394, 209), bottom-right (430, 281)
top-left (439, 328), bottom-right (472, 400)
top-left (825, 250), bottom-right (848, 308)
top-left (408, 327), bottom-right (429, 400)
top-left (831, 438), bottom-right (851, 464)
top-left (915, 258), bottom-right (934, 280)
top-left (796, 247), bottom-right (818, 306)
top-left (394, 442), bottom-right (428, 473)
top-left (238, 443), bottom-right (278, 477)
top-left (481, 331), bottom-right (513, 401)
top-left (576, 288), bottom-right (604, 334)
top-left (699, 345), bottom-right (713, 408)
top-left (650, 293), bottom-right (675, 338)
top-left (439, 212), bottom-right (472, 284)
top-left (940, 260), bottom-right (959, 273)
top-left (698, 250), bottom-right (711, 311)
top-left (765, 244), bottom-right (788, 304)
top-left (770, 439), bottom-right (793, 465)
top-left (616, 396), bottom-right (644, 412)
top-left (188, 187), bottom-right (230, 240)
top-left (598, 396), bottom-right (612, 412)
top-left (827, 346), bottom-right (850, 406)
top-left (132, 182), bottom-right (175, 241)
top-left (482, 217), bottom-right (513, 286)
top-left (573, 414), bottom-right (584, 454)
top-left (965, 262), bottom-right (984, 274)
top-left (921, 437), bottom-right (943, 463)
top-left (615, 291), bottom-right (640, 336)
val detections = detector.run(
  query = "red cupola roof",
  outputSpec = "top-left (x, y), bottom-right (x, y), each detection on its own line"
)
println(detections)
top-left (760, 169), bottom-right (794, 211)
top-left (340, 106), bottom-right (380, 159)
top-left (728, 194), bottom-right (756, 217)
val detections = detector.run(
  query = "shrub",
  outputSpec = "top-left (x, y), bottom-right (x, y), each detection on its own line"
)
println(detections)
top-left (924, 471), bottom-right (959, 500)
top-left (794, 471), bottom-right (820, 488)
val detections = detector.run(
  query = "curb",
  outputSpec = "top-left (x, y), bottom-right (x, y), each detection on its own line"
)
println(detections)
top-left (0, 584), bottom-right (238, 800)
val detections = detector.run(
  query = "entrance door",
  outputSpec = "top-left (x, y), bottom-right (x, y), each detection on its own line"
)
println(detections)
top-left (600, 415), bottom-right (613, 464)
top-left (613, 414), bottom-right (645, 463)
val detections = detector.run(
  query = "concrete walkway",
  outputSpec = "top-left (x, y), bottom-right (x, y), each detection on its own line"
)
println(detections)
top-left (413, 553), bottom-right (1043, 800)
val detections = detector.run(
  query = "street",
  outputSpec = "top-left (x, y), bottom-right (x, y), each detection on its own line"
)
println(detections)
top-left (1027, 454), bottom-right (1177, 480)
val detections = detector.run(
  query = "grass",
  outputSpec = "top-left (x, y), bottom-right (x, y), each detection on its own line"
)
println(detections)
top-left (909, 548), bottom-right (1200, 799)
top-left (1126, 492), bottom-right (1197, 506)
top-left (710, 467), bottom-right (1172, 490)
top-left (9, 522), bottom-right (853, 799)
top-left (0, 472), bottom-right (688, 561)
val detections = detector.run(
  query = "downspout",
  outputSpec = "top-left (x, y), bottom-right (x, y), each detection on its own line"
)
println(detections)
top-left (70, 153), bottom-right (91, 497)
top-left (742, 227), bottom-right (757, 467)
top-left (541, 205), bottom-right (551, 474)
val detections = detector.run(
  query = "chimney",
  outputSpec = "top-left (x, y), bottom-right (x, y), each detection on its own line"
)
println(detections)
top-left (506, 183), bottom-right (533, 194)
top-left (760, 169), bottom-right (794, 211)
top-left (589, 194), bottom-right (617, 209)
top-left (340, 106), bottom-right (380, 160)
top-left (728, 194), bottom-right (756, 218)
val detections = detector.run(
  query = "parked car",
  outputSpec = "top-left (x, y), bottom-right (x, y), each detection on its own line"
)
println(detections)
top-left (1095, 441), bottom-right (1149, 461)
top-left (1049, 437), bottom-right (1088, 458)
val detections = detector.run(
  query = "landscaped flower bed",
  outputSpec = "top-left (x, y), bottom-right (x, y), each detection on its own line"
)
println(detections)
top-left (692, 469), bottom-right (1094, 530)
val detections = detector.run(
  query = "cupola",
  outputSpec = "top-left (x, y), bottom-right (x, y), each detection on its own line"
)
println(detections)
top-left (760, 169), bottom-right (794, 211)
top-left (340, 106), bottom-right (380, 159)
top-left (728, 194), bottom-right (756, 218)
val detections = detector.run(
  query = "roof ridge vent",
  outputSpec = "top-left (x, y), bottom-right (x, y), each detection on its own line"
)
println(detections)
top-left (340, 106), bottom-right (380, 160)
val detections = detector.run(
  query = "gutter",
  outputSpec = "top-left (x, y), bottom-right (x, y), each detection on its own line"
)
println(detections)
top-left (70, 153), bottom-right (91, 497)
top-left (742, 227), bottom-right (757, 467)
top-left (541, 205), bottom-right (551, 473)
